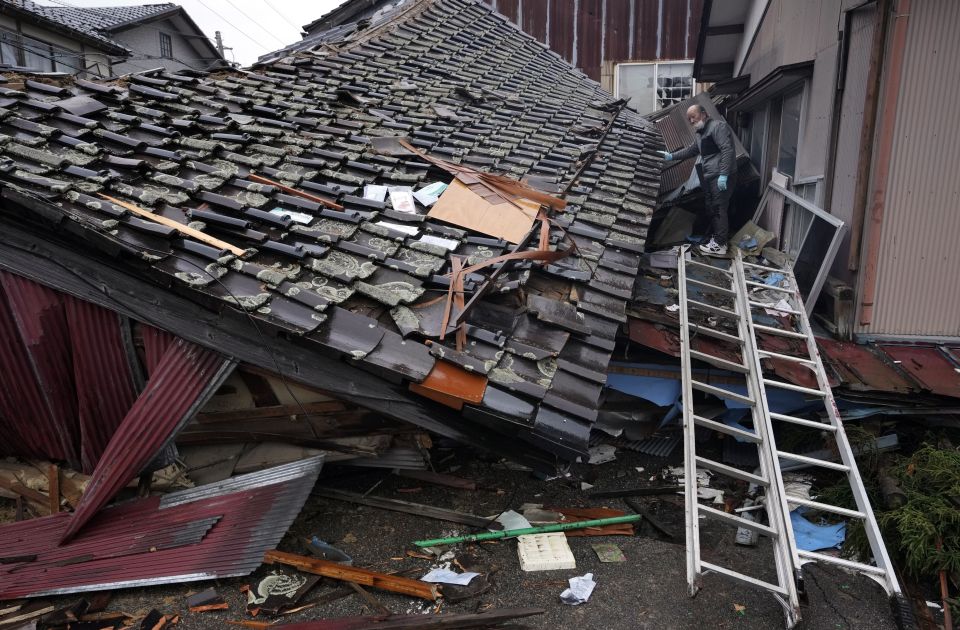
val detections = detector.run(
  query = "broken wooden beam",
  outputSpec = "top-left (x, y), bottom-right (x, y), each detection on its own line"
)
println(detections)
top-left (413, 514), bottom-right (644, 547)
top-left (625, 498), bottom-right (678, 540)
top-left (312, 487), bottom-right (492, 528)
top-left (263, 551), bottom-right (439, 601)
top-left (396, 470), bottom-right (476, 490)
top-left (588, 485), bottom-right (681, 499)
top-left (269, 607), bottom-right (545, 629)
top-left (47, 464), bottom-right (59, 514)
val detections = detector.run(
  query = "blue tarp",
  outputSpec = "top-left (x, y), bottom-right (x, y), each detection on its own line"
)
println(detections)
top-left (790, 511), bottom-right (845, 551)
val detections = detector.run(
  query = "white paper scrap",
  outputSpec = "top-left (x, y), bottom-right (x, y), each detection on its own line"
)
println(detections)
top-left (363, 184), bottom-right (388, 202)
top-left (418, 234), bottom-right (460, 250)
top-left (413, 189), bottom-right (440, 207)
top-left (495, 509), bottom-right (532, 531)
top-left (419, 181), bottom-right (448, 197)
top-left (269, 208), bottom-right (312, 224)
top-left (389, 189), bottom-right (417, 213)
top-left (560, 573), bottom-right (596, 605)
top-left (375, 221), bottom-right (419, 236)
top-left (420, 568), bottom-right (480, 585)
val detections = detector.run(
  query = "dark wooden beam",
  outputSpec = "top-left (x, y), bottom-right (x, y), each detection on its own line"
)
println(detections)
top-left (700, 62), bottom-right (736, 78)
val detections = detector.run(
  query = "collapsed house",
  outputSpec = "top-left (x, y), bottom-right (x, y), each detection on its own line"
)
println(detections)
top-left (0, 0), bottom-right (663, 596)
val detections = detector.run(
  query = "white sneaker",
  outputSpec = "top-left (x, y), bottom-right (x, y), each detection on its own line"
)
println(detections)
top-left (699, 239), bottom-right (727, 257)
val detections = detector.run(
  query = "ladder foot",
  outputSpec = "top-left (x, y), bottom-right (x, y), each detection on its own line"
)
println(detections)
top-left (890, 593), bottom-right (917, 630)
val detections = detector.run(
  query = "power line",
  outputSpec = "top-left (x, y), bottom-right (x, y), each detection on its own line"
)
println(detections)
top-left (194, 0), bottom-right (275, 54)
top-left (221, 0), bottom-right (289, 47)
top-left (263, 0), bottom-right (302, 32)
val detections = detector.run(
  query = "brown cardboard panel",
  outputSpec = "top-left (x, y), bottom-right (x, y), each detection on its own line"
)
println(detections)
top-left (427, 179), bottom-right (540, 244)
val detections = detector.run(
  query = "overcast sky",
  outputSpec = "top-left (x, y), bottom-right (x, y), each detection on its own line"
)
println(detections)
top-left (37, 0), bottom-right (351, 66)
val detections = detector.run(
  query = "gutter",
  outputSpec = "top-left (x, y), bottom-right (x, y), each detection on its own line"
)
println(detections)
top-left (857, 0), bottom-right (910, 326)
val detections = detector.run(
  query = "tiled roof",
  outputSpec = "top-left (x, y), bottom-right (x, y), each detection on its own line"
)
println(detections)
top-left (30, 2), bottom-right (177, 33)
top-left (0, 0), bottom-right (664, 463)
top-left (0, 0), bottom-right (131, 51)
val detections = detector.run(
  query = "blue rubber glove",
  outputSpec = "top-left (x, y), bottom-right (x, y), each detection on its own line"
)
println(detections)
top-left (657, 150), bottom-right (673, 161)
top-left (718, 175), bottom-right (728, 191)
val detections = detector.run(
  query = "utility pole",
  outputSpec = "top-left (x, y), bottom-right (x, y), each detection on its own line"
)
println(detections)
top-left (214, 30), bottom-right (234, 66)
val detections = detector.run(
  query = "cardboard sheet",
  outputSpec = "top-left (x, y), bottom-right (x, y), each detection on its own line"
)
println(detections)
top-left (427, 178), bottom-right (541, 244)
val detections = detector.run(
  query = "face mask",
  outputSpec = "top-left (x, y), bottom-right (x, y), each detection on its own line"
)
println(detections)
top-left (693, 120), bottom-right (705, 131)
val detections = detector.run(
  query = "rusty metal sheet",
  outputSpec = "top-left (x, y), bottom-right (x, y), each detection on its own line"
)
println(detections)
top-left (662, 0), bottom-right (689, 59)
top-left (548, 0), bottom-right (575, 61)
top-left (817, 338), bottom-right (919, 394)
top-left (634, 0), bottom-right (660, 60)
top-left (577, 0), bottom-right (604, 81)
top-left (878, 345), bottom-right (960, 398)
top-left (61, 340), bottom-right (235, 543)
top-left (409, 359), bottom-right (488, 411)
top-left (604, 0), bottom-right (632, 62)
top-left (0, 271), bottom-right (79, 467)
top-left (0, 458), bottom-right (323, 599)
top-left (64, 296), bottom-right (139, 473)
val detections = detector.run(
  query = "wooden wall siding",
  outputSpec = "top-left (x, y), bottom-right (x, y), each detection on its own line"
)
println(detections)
top-left (487, 0), bottom-right (703, 81)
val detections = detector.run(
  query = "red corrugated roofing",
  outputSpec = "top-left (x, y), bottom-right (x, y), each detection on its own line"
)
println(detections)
top-left (879, 345), bottom-right (960, 398)
top-left (0, 457), bottom-right (323, 599)
top-left (64, 296), bottom-right (140, 472)
top-left (61, 339), bottom-right (235, 543)
top-left (0, 271), bottom-right (80, 467)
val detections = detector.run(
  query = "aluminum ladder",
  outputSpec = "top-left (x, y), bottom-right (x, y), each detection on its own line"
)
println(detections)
top-left (678, 247), bottom-right (801, 627)
top-left (679, 247), bottom-right (913, 628)
top-left (736, 255), bottom-right (911, 624)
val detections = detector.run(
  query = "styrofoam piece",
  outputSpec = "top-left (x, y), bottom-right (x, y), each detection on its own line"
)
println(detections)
top-left (517, 533), bottom-right (576, 571)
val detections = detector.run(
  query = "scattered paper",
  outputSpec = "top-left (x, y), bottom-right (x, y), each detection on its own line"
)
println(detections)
top-left (363, 184), bottom-right (388, 202)
top-left (592, 543), bottom-right (625, 563)
top-left (375, 221), bottom-right (419, 236)
top-left (665, 304), bottom-right (680, 313)
top-left (560, 573), bottom-right (596, 605)
top-left (414, 181), bottom-right (448, 206)
top-left (389, 189), bottom-right (417, 213)
top-left (764, 298), bottom-right (794, 316)
top-left (418, 234), bottom-right (460, 250)
top-left (420, 568), bottom-right (479, 585)
top-left (270, 208), bottom-right (312, 224)
top-left (495, 510), bottom-right (532, 531)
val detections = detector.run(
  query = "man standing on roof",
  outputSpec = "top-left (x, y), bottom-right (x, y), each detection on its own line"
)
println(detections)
top-left (658, 104), bottom-right (737, 257)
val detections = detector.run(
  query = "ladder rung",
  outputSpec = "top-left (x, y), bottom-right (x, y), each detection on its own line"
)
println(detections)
top-left (757, 349), bottom-right (816, 368)
top-left (698, 504), bottom-right (778, 537)
top-left (748, 299), bottom-right (803, 315)
top-left (786, 497), bottom-right (865, 519)
top-left (745, 280), bottom-right (794, 294)
top-left (687, 258), bottom-right (733, 274)
top-left (695, 456), bottom-right (768, 486)
top-left (769, 412), bottom-right (837, 432)
top-left (694, 415), bottom-right (759, 443)
top-left (762, 378), bottom-right (827, 397)
top-left (689, 349), bottom-right (749, 374)
top-left (797, 550), bottom-right (888, 576)
top-left (688, 324), bottom-right (743, 345)
top-left (699, 561), bottom-right (788, 596)
top-left (777, 450), bottom-right (850, 472)
top-left (741, 260), bottom-right (785, 274)
top-left (687, 277), bottom-right (736, 296)
top-left (753, 323), bottom-right (809, 339)
top-left (688, 298), bottom-right (738, 319)
top-left (691, 380), bottom-right (755, 406)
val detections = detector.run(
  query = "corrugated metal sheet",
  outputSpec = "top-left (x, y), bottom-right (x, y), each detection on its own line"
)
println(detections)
top-left (487, 0), bottom-right (702, 82)
top-left (866, 0), bottom-right (960, 337)
top-left (879, 345), bottom-right (960, 398)
top-left (0, 457), bottom-right (323, 599)
top-left (64, 296), bottom-right (140, 473)
top-left (61, 340), bottom-right (236, 543)
top-left (0, 271), bottom-right (80, 467)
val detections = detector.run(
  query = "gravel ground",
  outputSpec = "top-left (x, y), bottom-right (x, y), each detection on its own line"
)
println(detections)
top-left (13, 449), bottom-right (899, 629)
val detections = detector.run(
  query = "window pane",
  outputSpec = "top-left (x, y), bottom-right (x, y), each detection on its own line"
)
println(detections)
top-left (21, 36), bottom-right (52, 71)
top-left (617, 64), bottom-right (656, 115)
top-left (777, 89), bottom-right (802, 177)
top-left (160, 33), bottom-right (172, 58)
top-left (656, 62), bottom-right (693, 110)
top-left (749, 107), bottom-right (766, 171)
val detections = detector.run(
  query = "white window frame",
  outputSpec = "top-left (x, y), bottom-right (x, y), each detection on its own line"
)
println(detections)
top-left (613, 60), bottom-right (698, 115)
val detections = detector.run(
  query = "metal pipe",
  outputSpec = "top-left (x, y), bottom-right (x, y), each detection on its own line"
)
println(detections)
top-left (858, 0), bottom-right (910, 325)
top-left (413, 514), bottom-right (644, 547)
top-left (847, 0), bottom-right (891, 271)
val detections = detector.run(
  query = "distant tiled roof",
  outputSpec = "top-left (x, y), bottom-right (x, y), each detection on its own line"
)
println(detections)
top-left (32, 2), bottom-right (176, 33)
top-left (0, 0), bottom-right (665, 465)
top-left (0, 0), bottom-right (129, 51)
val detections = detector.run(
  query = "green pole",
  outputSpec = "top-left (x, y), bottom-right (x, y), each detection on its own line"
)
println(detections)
top-left (413, 514), bottom-right (644, 547)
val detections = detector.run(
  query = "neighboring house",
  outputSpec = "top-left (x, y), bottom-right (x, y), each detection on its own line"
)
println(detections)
top-left (301, 0), bottom-right (706, 116)
top-left (0, 1), bottom-right (223, 78)
top-left (694, 0), bottom-right (960, 340)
